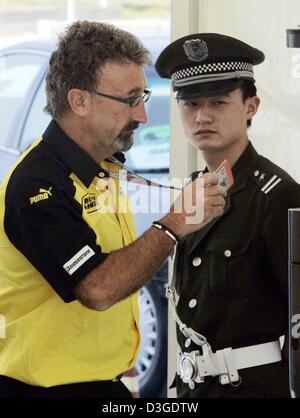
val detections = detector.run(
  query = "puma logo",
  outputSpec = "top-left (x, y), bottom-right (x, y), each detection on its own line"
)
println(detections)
top-left (39, 187), bottom-right (52, 196)
top-left (30, 187), bottom-right (53, 204)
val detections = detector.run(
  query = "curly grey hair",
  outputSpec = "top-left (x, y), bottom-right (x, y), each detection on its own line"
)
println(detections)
top-left (44, 20), bottom-right (151, 119)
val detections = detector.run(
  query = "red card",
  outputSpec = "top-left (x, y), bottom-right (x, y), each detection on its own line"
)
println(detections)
top-left (214, 159), bottom-right (234, 190)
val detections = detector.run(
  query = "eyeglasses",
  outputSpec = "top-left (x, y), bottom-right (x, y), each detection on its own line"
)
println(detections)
top-left (92, 89), bottom-right (152, 108)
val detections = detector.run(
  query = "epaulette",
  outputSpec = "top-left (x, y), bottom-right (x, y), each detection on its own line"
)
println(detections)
top-left (252, 168), bottom-right (282, 195)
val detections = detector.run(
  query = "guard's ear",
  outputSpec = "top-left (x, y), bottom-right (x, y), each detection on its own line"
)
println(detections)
top-left (67, 89), bottom-right (91, 117)
top-left (246, 95), bottom-right (260, 120)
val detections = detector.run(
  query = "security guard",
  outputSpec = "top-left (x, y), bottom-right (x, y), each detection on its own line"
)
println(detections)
top-left (0, 22), bottom-right (226, 398)
top-left (156, 33), bottom-right (300, 398)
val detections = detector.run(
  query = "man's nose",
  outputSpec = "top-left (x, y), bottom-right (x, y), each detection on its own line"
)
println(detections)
top-left (132, 100), bottom-right (148, 124)
top-left (195, 105), bottom-right (213, 124)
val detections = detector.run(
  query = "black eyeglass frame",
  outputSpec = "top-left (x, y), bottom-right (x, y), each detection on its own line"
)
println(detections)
top-left (92, 88), bottom-right (152, 108)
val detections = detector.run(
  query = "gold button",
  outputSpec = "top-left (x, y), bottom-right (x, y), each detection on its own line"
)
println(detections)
top-left (96, 179), bottom-right (108, 190)
top-left (99, 172), bottom-right (105, 178)
top-left (192, 257), bottom-right (202, 267)
top-left (224, 250), bottom-right (232, 258)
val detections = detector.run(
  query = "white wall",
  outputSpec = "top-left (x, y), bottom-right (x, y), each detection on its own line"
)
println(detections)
top-left (194, 0), bottom-right (300, 181)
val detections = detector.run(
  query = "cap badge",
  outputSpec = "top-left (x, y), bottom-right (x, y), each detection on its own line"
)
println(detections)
top-left (183, 39), bottom-right (208, 62)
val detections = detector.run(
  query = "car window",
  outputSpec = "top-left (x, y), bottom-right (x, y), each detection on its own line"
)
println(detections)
top-left (125, 78), bottom-right (171, 171)
top-left (0, 53), bottom-right (47, 149)
top-left (20, 79), bottom-right (51, 151)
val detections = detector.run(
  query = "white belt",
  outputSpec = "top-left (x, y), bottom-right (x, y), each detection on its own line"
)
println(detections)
top-left (178, 340), bottom-right (282, 389)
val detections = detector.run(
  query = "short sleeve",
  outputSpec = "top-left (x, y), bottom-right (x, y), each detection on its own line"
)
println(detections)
top-left (4, 177), bottom-right (108, 302)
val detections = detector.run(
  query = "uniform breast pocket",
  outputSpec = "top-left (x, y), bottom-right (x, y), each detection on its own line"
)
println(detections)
top-left (206, 236), bottom-right (253, 294)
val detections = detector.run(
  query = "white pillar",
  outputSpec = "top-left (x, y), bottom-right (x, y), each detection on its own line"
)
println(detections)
top-left (170, 0), bottom-right (202, 182)
top-left (168, 0), bottom-right (204, 398)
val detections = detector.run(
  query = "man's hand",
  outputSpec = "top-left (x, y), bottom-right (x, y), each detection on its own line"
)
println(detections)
top-left (160, 173), bottom-right (227, 238)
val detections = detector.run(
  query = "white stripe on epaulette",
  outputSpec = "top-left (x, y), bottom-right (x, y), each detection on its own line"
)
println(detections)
top-left (260, 174), bottom-right (282, 194)
top-left (263, 178), bottom-right (282, 194)
top-left (261, 175), bottom-right (277, 192)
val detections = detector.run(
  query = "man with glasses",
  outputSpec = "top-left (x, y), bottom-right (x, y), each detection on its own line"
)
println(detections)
top-left (0, 21), bottom-right (226, 398)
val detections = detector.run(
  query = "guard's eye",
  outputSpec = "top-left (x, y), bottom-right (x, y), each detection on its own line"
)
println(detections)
top-left (183, 101), bottom-right (198, 107)
top-left (212, 100), bottom-right (227, 105)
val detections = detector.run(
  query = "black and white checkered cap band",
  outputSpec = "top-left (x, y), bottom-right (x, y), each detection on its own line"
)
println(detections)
top-left (172, 61), bottom-right (253, 87)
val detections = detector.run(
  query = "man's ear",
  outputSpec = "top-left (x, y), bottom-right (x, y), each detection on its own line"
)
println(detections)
top-left (67, 89), bottom-right (91, 117)
top-left (246, 95), bottom-right (260, 120)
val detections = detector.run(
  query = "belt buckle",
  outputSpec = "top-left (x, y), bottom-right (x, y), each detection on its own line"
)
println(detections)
top-left (179, 351), bottom-right (204, 390)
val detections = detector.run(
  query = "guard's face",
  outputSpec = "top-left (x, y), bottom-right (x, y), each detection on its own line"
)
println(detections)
top-left (178, 88), bottom-right (259, 154)
top-left (88, 61), bottom-right (148, 153)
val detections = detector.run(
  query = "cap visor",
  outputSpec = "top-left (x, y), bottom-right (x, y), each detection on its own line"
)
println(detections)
top-left (175, 79), bottom-right (245, 99)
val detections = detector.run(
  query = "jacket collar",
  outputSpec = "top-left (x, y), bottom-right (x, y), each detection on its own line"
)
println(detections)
top-left (43, 120), bottom-right (125, 188)
top-left (229, 141), bottom-right (259, 195)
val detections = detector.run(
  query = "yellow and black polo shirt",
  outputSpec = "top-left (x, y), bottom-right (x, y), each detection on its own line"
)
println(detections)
top-left (0, 120), bottom-right (140, 387)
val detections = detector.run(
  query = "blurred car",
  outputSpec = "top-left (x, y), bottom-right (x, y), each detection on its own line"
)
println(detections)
top-left (0, 36), bottom-right (170, 397)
